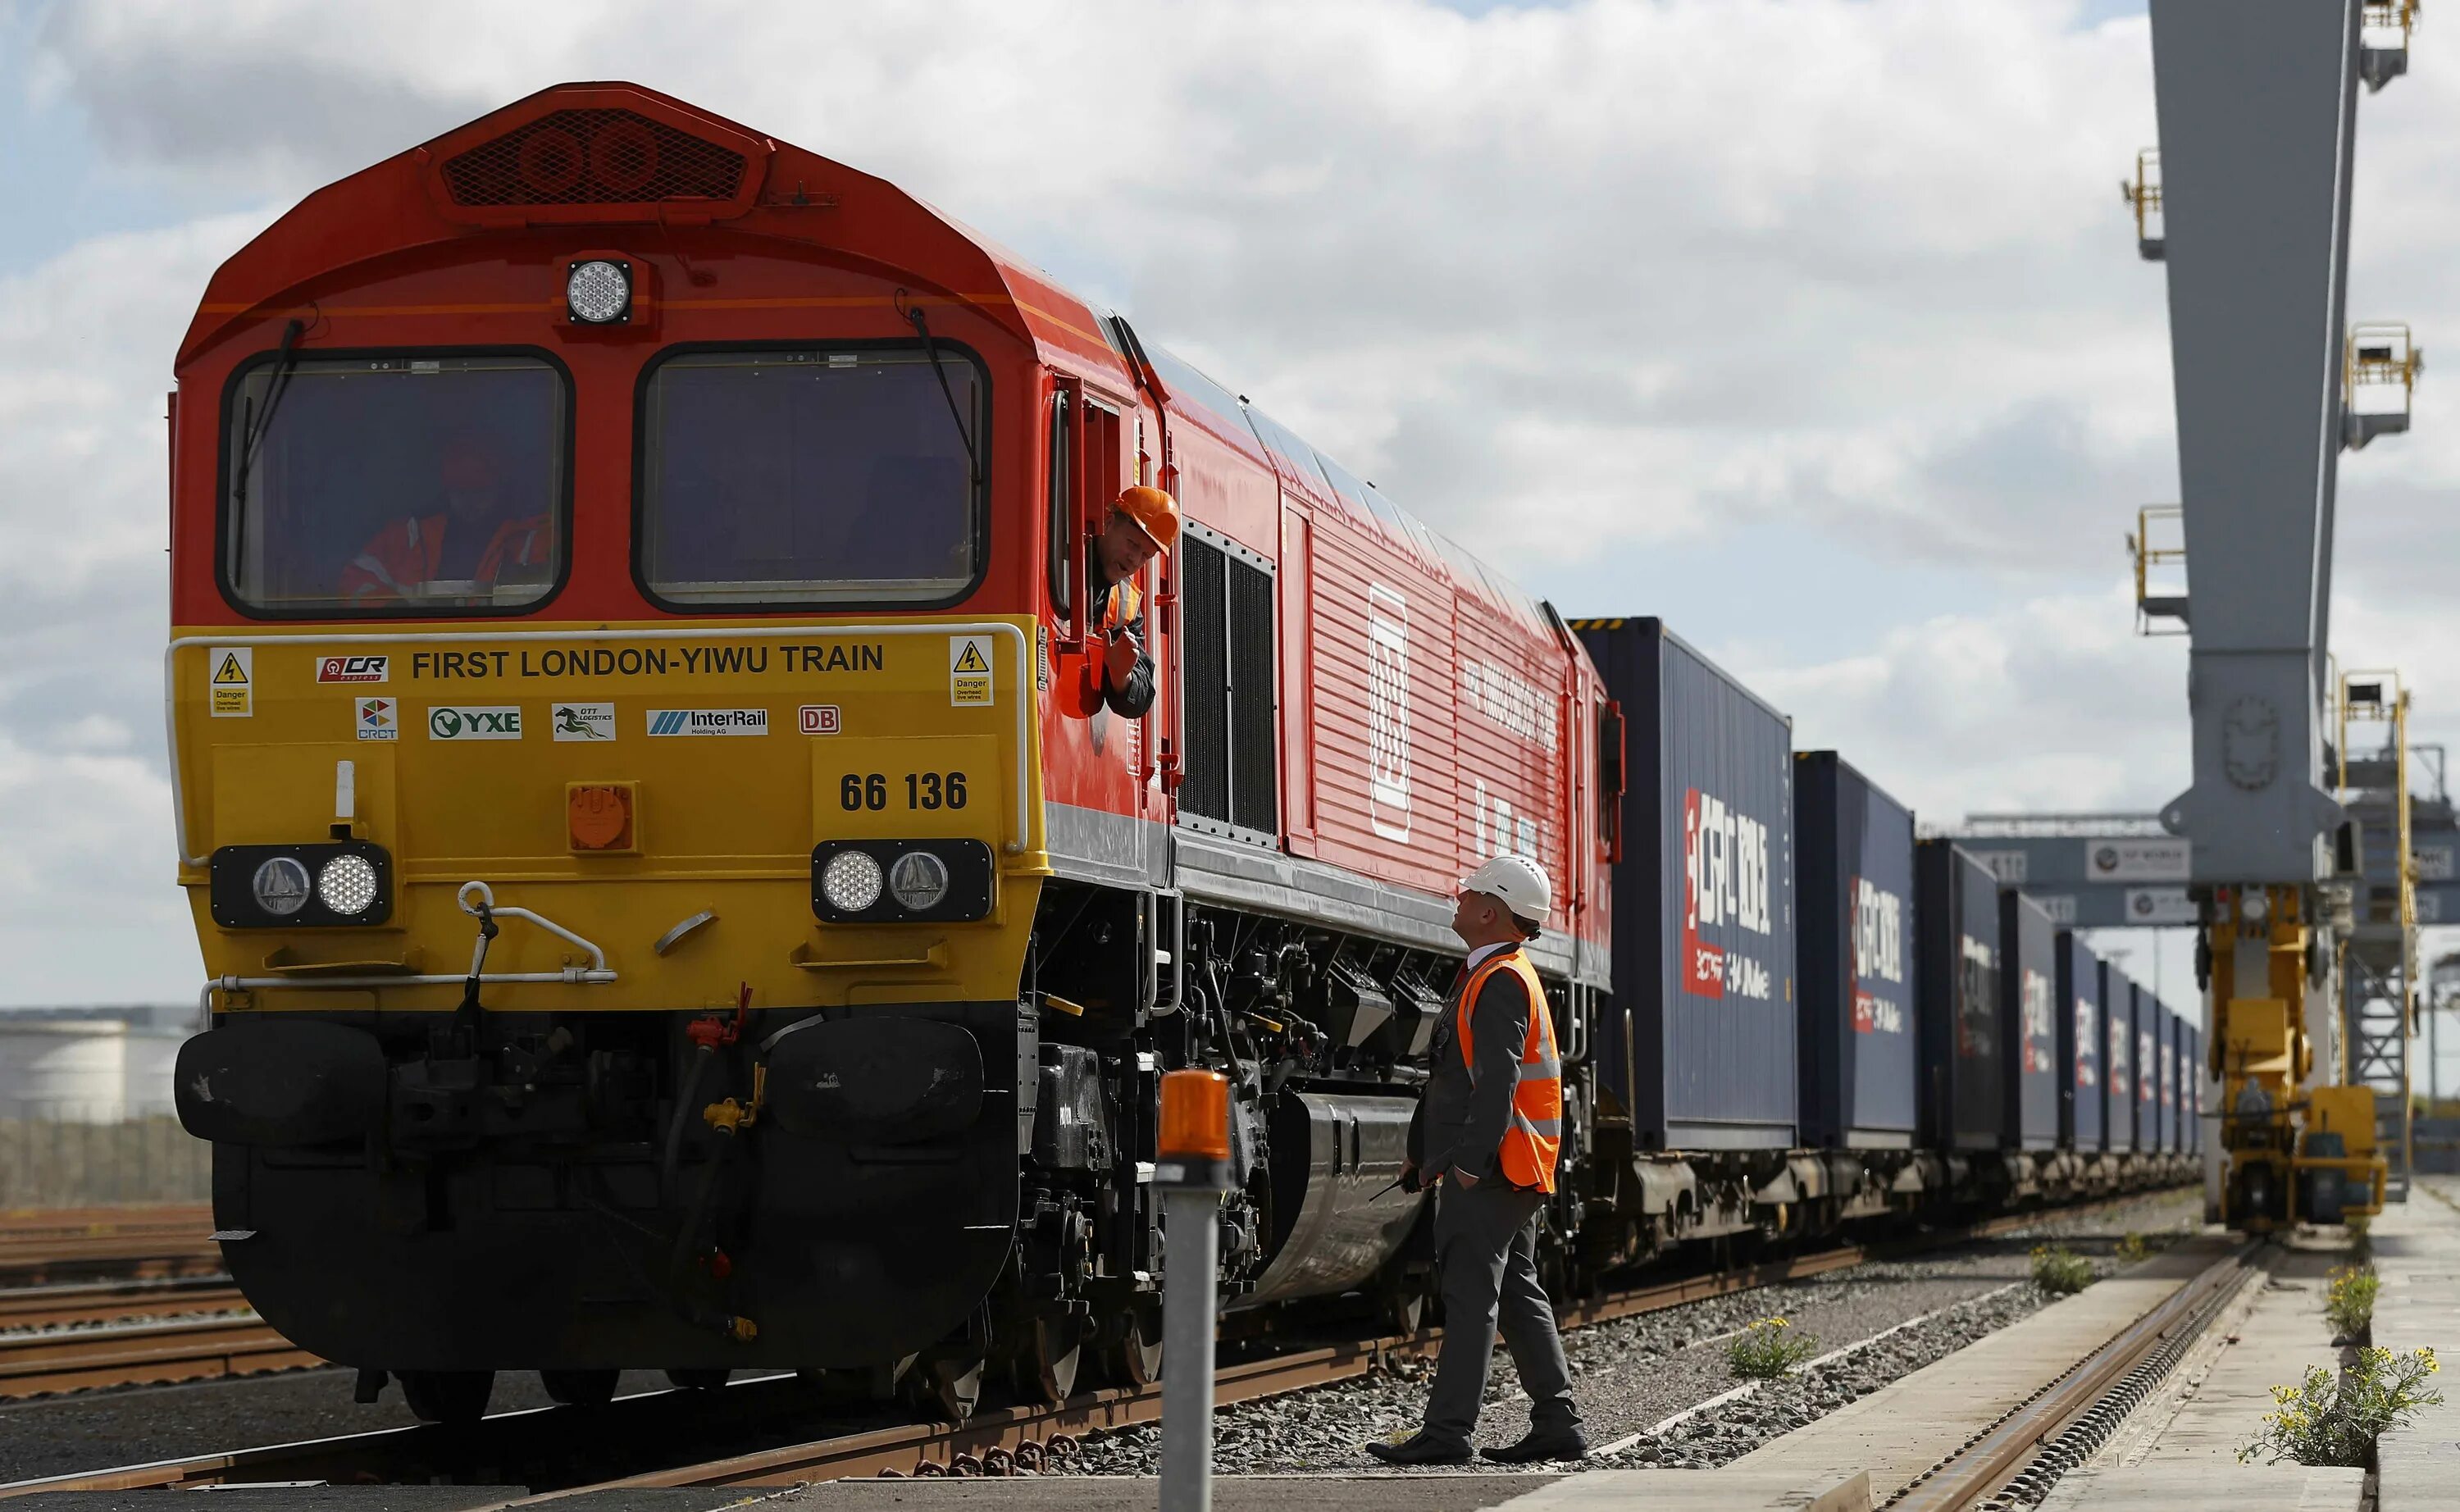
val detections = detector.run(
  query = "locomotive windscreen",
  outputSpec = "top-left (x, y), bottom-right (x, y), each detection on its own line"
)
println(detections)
top-left (221, 353), bottom-right (567, 614)
top-left (639, 346), bottom-right (982, 607)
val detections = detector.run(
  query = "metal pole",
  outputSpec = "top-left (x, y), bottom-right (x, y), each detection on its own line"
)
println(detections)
top-left (1159, 1185), bottom-right (1221, 1512)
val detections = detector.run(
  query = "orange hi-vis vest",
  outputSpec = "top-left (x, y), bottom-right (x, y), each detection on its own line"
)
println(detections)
top-left (1456, 948), bottom-right (1563, 1193)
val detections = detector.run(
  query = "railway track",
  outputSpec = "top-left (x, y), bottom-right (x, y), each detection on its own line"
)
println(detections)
top-left (1881, 1241), bottom-right (2257, 1510)
top-left (0, 1188), bottom-right (2186, 1499)
top-left (0, 1313), bottom-right (317, 1400)
top-left (0, 1277), bottom-right (247, 1331)
top-left (0, 1205), bottom-right (223, 1287)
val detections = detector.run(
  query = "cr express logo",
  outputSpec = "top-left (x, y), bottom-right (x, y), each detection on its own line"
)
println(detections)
top-left (2021, 969), bottom-right (2054, 1073)
top-left (1848, 874), bottom-right (1906, 1034)
top-left (1682, 786), bottom-right (1773, 1001)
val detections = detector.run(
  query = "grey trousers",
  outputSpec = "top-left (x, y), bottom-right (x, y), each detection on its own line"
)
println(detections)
top-left (1421, 1182), bottom-right (1579, 1447)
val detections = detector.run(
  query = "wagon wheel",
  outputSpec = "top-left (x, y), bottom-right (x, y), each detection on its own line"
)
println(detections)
top-left (1014, 1307), bottom-right (1083, 1407)
top-left (540, 1369), bottom-right (620, 1407)
top-left (399, 1369), bottom-right (494, 1425)
top-left (1380, 1271), bottom-right (1431, 1337)
top-left (1105, 1298), bottom-right (1163, 1387)
top-left (914, 1350), bottom-right (985, 1423)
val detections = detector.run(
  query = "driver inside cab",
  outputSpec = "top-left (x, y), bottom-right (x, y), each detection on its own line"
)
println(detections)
top-left (340, 435), bottom-right (552, 604)
top-left (1056, 485), bottom-right (1179, 720)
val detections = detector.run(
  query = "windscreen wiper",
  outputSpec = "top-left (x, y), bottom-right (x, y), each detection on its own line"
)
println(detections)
top-left (230, 318), bottom-right (308, 514)
top-left (903, 302), bottom-right (981, 485)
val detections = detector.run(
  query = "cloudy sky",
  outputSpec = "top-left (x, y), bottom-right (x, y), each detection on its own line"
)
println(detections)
top-left (3, 0), bottom-right (2453, 1067)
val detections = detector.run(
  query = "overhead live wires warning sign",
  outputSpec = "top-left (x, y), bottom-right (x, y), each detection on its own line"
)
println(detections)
top-left (209, 648), bottom-right (253, 717)
top-left (950, 635), bottom-right (993, 707)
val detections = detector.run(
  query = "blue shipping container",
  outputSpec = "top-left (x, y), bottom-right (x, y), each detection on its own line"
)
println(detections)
top-left (1579, 619), bottom-right (1797, 1150)
top-left (2101, 963), bottom-right (2134, 1153)
top-left (2186, 1022), bottom-right (2203, 1154)
top-left (2157, 1003), bottom-right (2179, 1152)
top-left (1916, 841), bottom-right (2003, 1151)
top-left (2058, 932), bottom-right (2103, 1150)
top-left (1998, 891), bottom-right (2060, 1150)
top-left (1793, 752), bottom-right (1919, 1149)
top-left (2135, 988), bottom-right (2158, 1154)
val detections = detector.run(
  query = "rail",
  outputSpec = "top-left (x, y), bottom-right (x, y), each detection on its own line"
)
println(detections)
top-left (1883, 1241), bottom-right (2256, 1510)
top-left (0, 1186), bottom-right (2194, 1498)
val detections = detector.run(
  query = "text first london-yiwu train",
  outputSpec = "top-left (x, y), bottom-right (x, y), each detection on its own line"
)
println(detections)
top-left (166, 84), bottom-right (2194, 1425)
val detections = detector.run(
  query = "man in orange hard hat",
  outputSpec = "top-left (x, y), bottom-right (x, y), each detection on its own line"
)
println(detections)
top-left (1368, 854), bottom-right (1584, 1467)
top-left (1057, 485), bottom-right (1178, 720)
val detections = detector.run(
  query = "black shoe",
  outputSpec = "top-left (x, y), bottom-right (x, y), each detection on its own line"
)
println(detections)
top-left (1364, 1432), bottom-right (1474, 1465)
top-left (1480, 1427), bottom-right (1589, 1464)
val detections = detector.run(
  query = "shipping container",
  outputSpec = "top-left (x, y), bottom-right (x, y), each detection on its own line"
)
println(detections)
top-left (1998, 891), bottom-right (2060, 1150)
top-left (2157, 1002), bottom-right (2179, 1152)
top-left (1916, 840), bottom-right (2003, 1150)
top-left (2059, 932), bottom-right (2103, 1150)
top-left (2100, 963), bottom-right (2134, 1153)
top-left (1580, 619), bottom-right (1797, 1150)
top-left (2194, 1018), bottom-right (2214, 1160)
top-left (1793, 752), bottom-right (1919, 1149)
top-left (2136, 986), bottom-right (2158, 1154)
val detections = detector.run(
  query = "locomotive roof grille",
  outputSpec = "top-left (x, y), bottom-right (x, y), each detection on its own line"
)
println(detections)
top-left (440, 108), bottom-right (745, 208)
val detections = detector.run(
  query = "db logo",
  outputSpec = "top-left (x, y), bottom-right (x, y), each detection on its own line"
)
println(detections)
top-left (798, 704), bottom-right (842, 736)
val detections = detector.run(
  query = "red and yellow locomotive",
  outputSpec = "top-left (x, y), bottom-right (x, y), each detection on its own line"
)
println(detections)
top-left (167, 83), bottom-right (1615, 1422)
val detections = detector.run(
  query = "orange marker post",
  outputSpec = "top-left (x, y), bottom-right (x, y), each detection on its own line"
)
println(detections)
top-left (1156, 1068), bottom-right (1232, 1512)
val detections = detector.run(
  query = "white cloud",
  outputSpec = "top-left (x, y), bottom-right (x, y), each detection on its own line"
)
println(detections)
top-left (6, 0), bottom-right (2458, 1004)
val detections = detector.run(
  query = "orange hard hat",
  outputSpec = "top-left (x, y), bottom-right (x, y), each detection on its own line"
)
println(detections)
top-left (1116, 485), bottom-right (1181, 553)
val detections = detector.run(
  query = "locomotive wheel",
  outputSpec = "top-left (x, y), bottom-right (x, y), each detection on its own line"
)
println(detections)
top-left (665, 1368), bottom-right (731, 1391)
top-left (398, 1369), bottom-right (494, 1426)
top-left (1014, 1309), bottom-right (1082, 1406)
top-left (1380, 1273), bottom-right (1430, 1337)
top-left (919, 1351), bottom-right (984, 1423)
top-left (540, 1369), bottom-right (620, 1407)
top-left (1106, 1300), bottom-right (1163, 1387)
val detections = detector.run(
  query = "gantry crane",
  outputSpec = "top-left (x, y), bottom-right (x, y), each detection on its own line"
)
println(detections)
top-left (2134, 0), bottom-right (2421, 1230)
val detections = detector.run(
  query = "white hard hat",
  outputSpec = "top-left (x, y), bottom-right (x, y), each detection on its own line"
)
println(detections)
top-left (1459, 854), bottom-right (1551, 927)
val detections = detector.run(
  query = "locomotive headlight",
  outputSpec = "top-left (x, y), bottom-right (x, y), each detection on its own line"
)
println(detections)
top-left (888, 849), bottom-right (950, 913)
top-left (316, 854), bottom-right (380, 916)
top-left (251, 857), bottom-right (313, 918)
top-left (566, 259), bottom-right (631, 324)
top-left (821, 849), bottom-right (885, 913)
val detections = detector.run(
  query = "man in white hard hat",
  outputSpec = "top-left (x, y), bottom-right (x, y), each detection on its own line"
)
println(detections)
top-left (1367, 854), bottom-right (1584, 1466)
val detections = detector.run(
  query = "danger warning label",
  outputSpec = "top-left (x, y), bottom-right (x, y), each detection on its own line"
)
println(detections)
top-left (950, 635), bottom-right (993, 707)
top-left (209, 648), bottom-right (253, 718)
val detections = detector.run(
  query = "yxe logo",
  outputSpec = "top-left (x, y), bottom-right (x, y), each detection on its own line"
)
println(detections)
top-left (646, 708), bottom-right (768, 737)
top-left (553, 703), bottom-right (615, 742)
top-left (427, 705), bottom-right (522, 740)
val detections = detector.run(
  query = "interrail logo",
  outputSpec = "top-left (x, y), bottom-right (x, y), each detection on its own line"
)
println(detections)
top-left (317, 655), bottom-right (390, 685)
top-left (647, 708), bottom-right (768, 736)
top-left (428, 706), bottom-right (522, 740)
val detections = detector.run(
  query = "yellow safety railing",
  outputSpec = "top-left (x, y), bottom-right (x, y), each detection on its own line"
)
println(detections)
top-left (2126, 503), bottom-right (2187, 635)
top-left (2120, 148), bottom-right (2162, 257)
top-left (2348, 322), bottom-right (2425, 409)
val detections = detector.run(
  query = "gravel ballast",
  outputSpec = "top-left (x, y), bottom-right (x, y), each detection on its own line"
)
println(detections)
top-left (1068, 1189), bottom-right (2203, 1476)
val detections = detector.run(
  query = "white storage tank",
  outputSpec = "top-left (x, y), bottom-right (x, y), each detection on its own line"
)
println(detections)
top-left (122, 1029), bottom-right (186, 1118)
top-left (0, 1020), bottom-right (132, 1123)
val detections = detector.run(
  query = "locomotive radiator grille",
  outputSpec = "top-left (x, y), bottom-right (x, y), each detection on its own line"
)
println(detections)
top-left (440, 108), bottom-right (746, 207)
